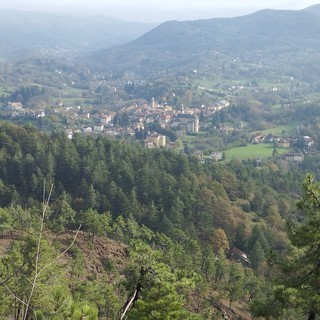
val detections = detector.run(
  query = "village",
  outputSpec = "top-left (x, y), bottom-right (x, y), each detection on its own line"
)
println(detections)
top-left (2, 95), bottom-right (315, 165)
top-left (4, 98), bottom-right (230, 148)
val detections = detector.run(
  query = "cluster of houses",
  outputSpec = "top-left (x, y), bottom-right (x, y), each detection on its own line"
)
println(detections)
top-left (3, 99), bottom-right (314, 163)
top-left (69, 99), bottom-right (230, 148)
top-left (251, 132), bottom-right (293, 146)
top-left (2, 98), bottom-right (231, 149)
top-left (252, 132), bottom-right (314, 151)
top-left (4, 102), bottom-right (46, 118)
top-left (251, 132), bottom-right (315, 163)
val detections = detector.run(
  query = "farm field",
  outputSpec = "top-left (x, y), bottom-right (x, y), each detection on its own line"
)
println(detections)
top-left (224, 143), bottom-right (289, 161)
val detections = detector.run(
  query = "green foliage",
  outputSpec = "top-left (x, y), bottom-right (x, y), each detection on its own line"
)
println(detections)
top-left (49, 191), bottom-right (76, 233)
top-left (0, 207), bottom-right (13, 236)
top-left (226, 263), bottom-right (245, 308)
top-left (123, 241), bottom-right (203, 320)
top-left (281, 174), bottom-right (320, 317)
top-left (73, 279), bottom-right (119, 319)
top-left (67, 301), bottom-right (98, 320)
top-left (0, 234), bottom-right (66, 319)
top-left (0, 122), bottom-right (243, 246)
top-left (34, 284), bottom-right (73, 319)
top-left (0, 122), bottom-right (307, 319)
top-left (0, 122), bottom-right (302, 247)
top-left (0, 202), bottom-right (115, 319)
top-left (252, 174), bottom-right (320, 319)
top-left (9, 86), bottom-right (44, 106)
top-left (250, 241), bottom-right (266, 270)
top-left (78, 209), bottom-right (111, 243)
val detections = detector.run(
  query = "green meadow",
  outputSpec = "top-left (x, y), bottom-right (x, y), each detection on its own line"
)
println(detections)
top-left (224, 143), bottom-right (289, 161)
top-left (0, 86), bottom-right (7, 96)
top-left (253, 125), bottom-right (297, 136)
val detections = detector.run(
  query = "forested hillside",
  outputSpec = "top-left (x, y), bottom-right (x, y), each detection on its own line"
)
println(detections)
top-left (0, 122), bottom-right (303, 246)
top-left (0, 10), bottom-right (156, 55)
top-left (0, 121), bottom-right (315, 319)
top-left (91, 5), bottom-right (320, 74)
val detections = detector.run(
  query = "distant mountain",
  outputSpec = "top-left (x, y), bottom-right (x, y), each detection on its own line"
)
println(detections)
top-left (303, 3), bottom-right (320, 15)
top-left (90, 6), bottom-right (320, 74)
top-left (0, 10), bottom-right (156, 54)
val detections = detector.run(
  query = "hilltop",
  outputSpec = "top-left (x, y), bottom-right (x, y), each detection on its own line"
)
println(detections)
top-left (0, 10), bottom-right (157, 55)
top-left (89, 5), bottom-right (320, 74)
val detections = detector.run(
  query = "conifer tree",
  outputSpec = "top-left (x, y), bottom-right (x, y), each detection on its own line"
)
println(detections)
top-left (281, 174), bottom-right (320, 320)
top-left (252, 174), bottom-right (320, 319)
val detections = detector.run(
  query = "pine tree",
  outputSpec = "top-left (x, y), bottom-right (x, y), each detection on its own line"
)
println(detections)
top-left (210, 228), bottom-right (230, 254)
top-left (280, 174), bottom-right (320, 319)
top-left (226, 262), bottom-right (245, 308)
top-left (250, 240), bottom-right (266, 270)
top-left (253, 174), bottom-right (320, 319)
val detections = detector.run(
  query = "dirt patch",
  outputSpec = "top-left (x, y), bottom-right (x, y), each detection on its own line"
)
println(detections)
top-left (0, 231), bottom-right (129, 281)
top-left (53, 231), bottom-right (129, 279)
top-left (0, 235), bottom-right (13, 256)
top-left (217, 299), bottom-right (253, 320)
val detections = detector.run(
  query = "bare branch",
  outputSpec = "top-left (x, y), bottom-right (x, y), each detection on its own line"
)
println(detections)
top-left (0, 262), bottom-right (28, 287)
top-left (2, 182), bottom-right (81, 319)
top-left (120, 289), bottom-right (138, 320)
top-left (37, 224), bottom-right (82, 278)
top-left (4, 283), bottom-right (30, 309)
top-left (23, 183), bottom-right (54, 320)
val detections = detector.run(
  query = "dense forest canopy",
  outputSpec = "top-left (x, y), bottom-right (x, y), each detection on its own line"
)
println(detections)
top-left (0, 121), bottom-right (316, 319)
top-left (0, 122), bottom-right (302, 244)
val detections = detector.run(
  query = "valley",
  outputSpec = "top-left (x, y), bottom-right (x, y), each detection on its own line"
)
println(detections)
top-left (1, 5), bottom-right (320, 320)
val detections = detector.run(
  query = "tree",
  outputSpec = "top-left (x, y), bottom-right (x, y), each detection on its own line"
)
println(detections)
top-left (73, 279), bottom-right (119, 319)
top-left (201, 248), bottom-right (216, 282)
top-left (49, 191), bottom-right (76, 233)
top-left (272, 144), bottom-right (279, 160)
top-left (265, 204), bottom-right (283, 230)
top-left (69, 246), bottom-right (85, 287)
top-left (125, 262), bottom-right (202, 320)
top-left (234, 222), bottom-right (248, 251)
top-left (120, 241), bottom-right (202, 320)
top-left (254, 174), bottom-right (320, 319)
top-left (213, 250), bottom-right (229, 288)
top-left (281, 174), bottom-right (320, 319)
top-left (68, 301), bottom-right (98, 320)
top-left (250, 240), bottom-right (266, 270)
top-left (210, 228), bottom-right (230, 254)
top-left (0, 208), bottom-right (13, 238)
top-left (226, 262), bottom-right (245, 308)
top-left (0, 186), bottom-right (83, 320)
top-left (80, 209), bottom-right (111, 243)
top-left (0, 233), bottom-right (68, 319)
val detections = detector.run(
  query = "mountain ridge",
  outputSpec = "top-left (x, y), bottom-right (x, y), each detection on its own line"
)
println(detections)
top-left (303, 3), bottom-right (320, 14)
top-left (0, 9), bottom-right (157, 54)
top-left (89, 5), bottom-right (320, 74)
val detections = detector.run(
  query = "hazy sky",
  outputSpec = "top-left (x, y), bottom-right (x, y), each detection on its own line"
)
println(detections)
top-left (1, 0), bottom-right (320, 22)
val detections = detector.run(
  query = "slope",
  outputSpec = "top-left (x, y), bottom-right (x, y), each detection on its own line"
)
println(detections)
top-left (90, 7), bottom-right (320, 74)
top-left (0, 10), bottom-right (157, 54)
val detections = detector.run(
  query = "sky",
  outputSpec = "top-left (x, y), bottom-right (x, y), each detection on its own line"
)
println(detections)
top-left (0, 0), bottom-right (320, 22)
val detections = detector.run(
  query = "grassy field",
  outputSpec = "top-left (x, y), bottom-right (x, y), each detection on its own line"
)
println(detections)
top-left (59, 97), bottom-right (95, 105)
top-left (224, 143), bottom-right (289, 161)
top-left (253, 125), bottom-right (297, 136)
top-left (0, 86), bottom-right (8, 96)
top-left (62, 86), bottom-right (87, 95)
